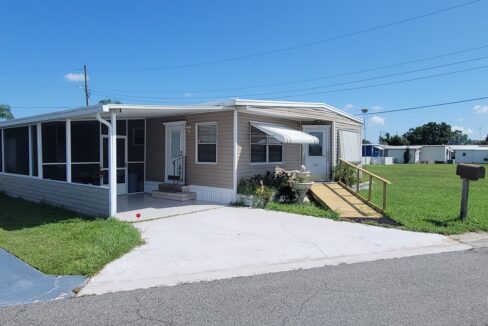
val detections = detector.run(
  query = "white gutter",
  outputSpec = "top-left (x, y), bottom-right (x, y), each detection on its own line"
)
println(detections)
top-left (232, 108), bottom-right (238, 197)
top-left (96, 112), bottom-right (117, 217)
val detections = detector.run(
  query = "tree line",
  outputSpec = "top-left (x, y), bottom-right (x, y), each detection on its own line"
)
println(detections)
top-left (376, 122), bottom-right (487, 146)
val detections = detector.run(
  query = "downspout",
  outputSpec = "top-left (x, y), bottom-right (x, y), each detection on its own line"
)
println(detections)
top-left (96, 112), bottom-right (117, 217)
top-left (232, 108), bottom-right (238, 199)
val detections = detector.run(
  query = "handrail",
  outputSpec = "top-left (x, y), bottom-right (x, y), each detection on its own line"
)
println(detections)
top-left (172, 155), bottom-right (186, 185)
top-left (338, 159), bottom-right (391, 184)
top-left (337, 158), bottom-right (391, 213)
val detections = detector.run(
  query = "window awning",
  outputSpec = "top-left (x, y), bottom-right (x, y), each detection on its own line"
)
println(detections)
top-left (251, 122), bottom-right (319, 144)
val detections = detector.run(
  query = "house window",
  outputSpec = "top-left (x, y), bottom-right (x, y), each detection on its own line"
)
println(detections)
top-left (250, 126), bottom-right (283, 163)
top-left (196, 122), bottom-right (217, 163)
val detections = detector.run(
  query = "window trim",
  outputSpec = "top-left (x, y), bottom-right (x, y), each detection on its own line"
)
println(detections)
top-left (195, 122), bottom-right (218, 165)
top-left (249, 124), bottom-right (284, 165)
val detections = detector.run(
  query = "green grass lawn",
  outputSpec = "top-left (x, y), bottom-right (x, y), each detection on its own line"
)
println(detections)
top-left (0, 193), bottom-right (143, 276)
top-left (265, 201), bottom-right (339, 220)
top-left (364, 164), bottom-right (488, 234)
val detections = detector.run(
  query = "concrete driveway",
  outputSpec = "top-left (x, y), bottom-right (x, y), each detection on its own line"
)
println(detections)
top-left (80, 207), bottom-right (470, 295)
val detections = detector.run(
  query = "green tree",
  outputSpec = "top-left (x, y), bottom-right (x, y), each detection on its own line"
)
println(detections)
top-left (379, 132), bottom-right (408, 145)
top-left (98, 99), bottom-right (121, 105)
top-left (0, 104), bottom-right (14, 120)
top-left (403, 122), bottom-right (453, 145)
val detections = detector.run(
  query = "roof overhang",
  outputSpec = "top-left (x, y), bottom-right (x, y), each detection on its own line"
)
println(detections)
top-left (224, 98), bottom-right (362, 124)
top-left (251, 121), bottom-right (319, 144)
top-left (0, 104), bottom-right (224, 128)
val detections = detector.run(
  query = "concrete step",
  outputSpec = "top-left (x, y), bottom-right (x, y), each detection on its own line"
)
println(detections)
top-left (152, 190), bottom-right (196, 201)
top-left (158, 183), bottom-right (191, 192)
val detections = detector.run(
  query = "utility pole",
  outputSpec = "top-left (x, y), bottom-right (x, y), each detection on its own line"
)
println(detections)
top-left (84, 64), bottom-right (89, 106)
top-left (361, 108), bottom-right (368, 142)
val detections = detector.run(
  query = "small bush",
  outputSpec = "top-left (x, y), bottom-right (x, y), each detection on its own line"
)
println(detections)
top-left (237, 170), bottom-right (299, 204)
top-left (333, 164), bottom-right (356, 187)
top-left (254, 186), bottom-right (274, 208)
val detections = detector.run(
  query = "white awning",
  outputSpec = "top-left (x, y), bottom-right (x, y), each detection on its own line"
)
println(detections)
top-left (251, 122), bottom-right (319, 144)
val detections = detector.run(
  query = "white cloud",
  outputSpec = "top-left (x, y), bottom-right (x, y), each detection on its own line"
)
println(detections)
top-left (473, 104), bottom-right (488, 114)
top-left (452, 126), bottom-right (473, 135)
top-left (369, 106), bottom-right (383, 112)
top-left (183, 92), bottom-right (193, 97)
top-left (343, 103), bottom-right (354, 110)
top-left (458, 117), bottom-right (464, 122)
top-left (368, 115), bottom-right (385, 126)
top-left (64, 72), bottom-right (87, 82)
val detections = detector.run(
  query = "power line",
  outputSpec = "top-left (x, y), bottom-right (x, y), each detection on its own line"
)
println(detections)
top-left (86, 57), bottom-right (488, 101)
top-left (264, 64), bottom-right (488, 100)
top-left (89, 43), bottom-right (488, 94)
top-left (90, 0), bottom-right (481, 72)
top-left (356, 96), bottom-right (488, 115)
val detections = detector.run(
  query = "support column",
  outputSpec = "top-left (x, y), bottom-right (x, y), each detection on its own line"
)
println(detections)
top-left (1, 129), bottom-right (4, 172)
top-left (37, 123), bottom-right (43, 178)
top-left (28, 126), bottom-right (33, 176)
top-left (109, 112), bottom-right (117, 216)
top-left (66, 119), bottom-right (71, 182)
top-left (232, 109), bottom-right (238, 196)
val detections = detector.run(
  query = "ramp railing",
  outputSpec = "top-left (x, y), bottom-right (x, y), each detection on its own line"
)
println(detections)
top-left (337, 159), bottom-right (391, 213)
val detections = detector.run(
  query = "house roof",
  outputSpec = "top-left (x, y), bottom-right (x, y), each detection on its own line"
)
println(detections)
top-left (0, 98), bottom-right (362, 128)
top-left (223, 98), bottom-right (363, 123)
top-left (383, 145), bottom-right (422, 150)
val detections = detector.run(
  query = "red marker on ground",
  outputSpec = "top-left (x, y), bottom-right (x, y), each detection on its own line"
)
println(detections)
top-left (136, 213), bottom-right (141, 219)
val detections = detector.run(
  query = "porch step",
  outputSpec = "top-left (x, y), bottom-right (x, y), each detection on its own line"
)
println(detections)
top-left (158, 183), bottom-right (191, 192)
top-left (152, 190), bottom-right (196, 201)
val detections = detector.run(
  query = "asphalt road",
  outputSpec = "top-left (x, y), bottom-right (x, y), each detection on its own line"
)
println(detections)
top-left (1, 248), bottom-right (488, 326)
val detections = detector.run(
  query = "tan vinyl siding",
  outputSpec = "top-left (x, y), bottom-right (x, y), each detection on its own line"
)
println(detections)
top-left (237, 112), bottom-right (302, 180)
top-left (146, 111), bottom-right (234, 189)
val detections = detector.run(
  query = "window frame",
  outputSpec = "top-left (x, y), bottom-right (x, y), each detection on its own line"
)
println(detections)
top-left (249, 125), bottom-right (284, 165)
top-left (195, 122), bottom-right (218, 165)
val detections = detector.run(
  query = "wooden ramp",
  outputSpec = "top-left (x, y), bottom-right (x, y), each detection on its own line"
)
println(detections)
top-left (311, 183), bottom-right (383, 219)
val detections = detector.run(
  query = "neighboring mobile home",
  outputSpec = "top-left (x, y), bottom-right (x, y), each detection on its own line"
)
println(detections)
top-left (0, 99), bottom-right (362, 216)
top-left (419, 145), bottom-right (454, 163)
top-left (383, 145), bottom-right (421, 164)
top-left (453, 147), bottom-right (488, 164)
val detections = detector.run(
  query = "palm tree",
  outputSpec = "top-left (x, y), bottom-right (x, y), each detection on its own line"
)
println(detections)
top-left (0, 104), bottom-right (14, 120)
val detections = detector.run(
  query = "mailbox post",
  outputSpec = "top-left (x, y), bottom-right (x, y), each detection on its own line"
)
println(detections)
top-left (456, 164), bottom-right (486, 220)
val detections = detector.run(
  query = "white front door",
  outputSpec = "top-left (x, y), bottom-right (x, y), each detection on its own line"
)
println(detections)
top-left (101, 135), bottom-right (128, 195)
top-left (303, 126), bottom-right (331, 181)
top-left (165, 123), bottom-right (186, 183)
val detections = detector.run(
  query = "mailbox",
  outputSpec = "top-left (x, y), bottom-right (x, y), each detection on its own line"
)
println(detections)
top-left (456, 164), bottom-right (485, 181)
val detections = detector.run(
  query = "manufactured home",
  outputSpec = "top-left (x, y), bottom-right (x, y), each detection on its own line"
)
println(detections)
top-left (0, 99), bottom-right (362, 217)
top-left (419, 145), bottom-right (454, 163)
top-left (383, 145), bottom-right (421, 164)
top-left (453, 147), bottom-right (488, 164)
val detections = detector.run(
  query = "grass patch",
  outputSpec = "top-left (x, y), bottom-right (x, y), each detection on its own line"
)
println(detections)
top-left (0, 194), bottom-right (143, 276)
top-left (363, 164), bottom-right (488, 234)
top-left (265, 201), bottom-right (339, 220)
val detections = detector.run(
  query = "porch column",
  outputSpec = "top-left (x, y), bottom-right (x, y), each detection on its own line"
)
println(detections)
top-left (66, 119), bottom-right (71, 182)
top-left (1, 129), bottom-right (4, 172)
top-left (28, 126), bottom-right (33, 176)
top-left (37, 123), bottom-right (43, 178)
top-left (109, 112), bottom-right (117, 216)
top-left (232, 109), bottom-right (238, 196)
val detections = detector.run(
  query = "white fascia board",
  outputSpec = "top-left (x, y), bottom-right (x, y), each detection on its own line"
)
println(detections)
top-left (0, 105), bottom-right (105, 128)
top-left (103, 104), bottom-right (223, 111)
top-left (225, 98), bottom-right (362, 124)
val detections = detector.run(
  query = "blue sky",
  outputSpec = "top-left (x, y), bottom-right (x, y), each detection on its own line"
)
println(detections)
top-left (1, 0), bottom-right (488, 141)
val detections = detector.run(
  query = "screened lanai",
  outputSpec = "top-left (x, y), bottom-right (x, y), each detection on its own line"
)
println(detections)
top-left (0, 104), bottom-right (222, 216)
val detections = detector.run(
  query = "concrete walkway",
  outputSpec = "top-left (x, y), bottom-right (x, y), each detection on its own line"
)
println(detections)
top-left (80, 207), bottom-right (470, 296)
top-left (0, 249), bottom-right (85, 307)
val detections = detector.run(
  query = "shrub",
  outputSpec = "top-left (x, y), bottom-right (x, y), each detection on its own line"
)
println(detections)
top-left (254, 185), bottom-right (274, 208)
top-left (333, 164), bottom-right (356, 187)
top-left (236, 170), bottom-right (299, 203)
